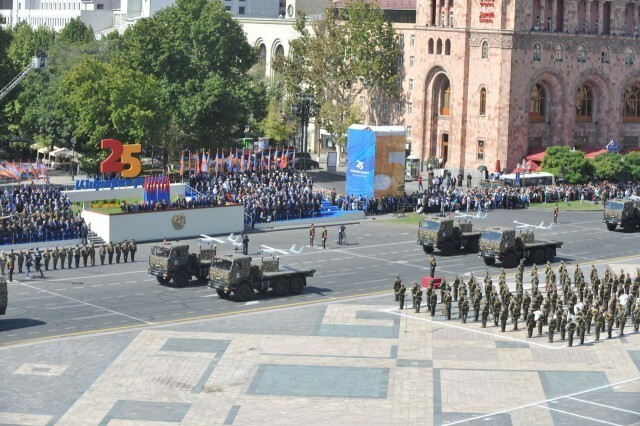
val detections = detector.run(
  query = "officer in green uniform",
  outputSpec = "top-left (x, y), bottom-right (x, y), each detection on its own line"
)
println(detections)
top-left (122, 240), bottom-right (129, 263)
top-left (74, 245), bottom-right (81, 268)
top-left (81, 244), bottom-right (88, 267)
top-left (52, 247), bottom-right (59, 270)
top-left (618, 305), bottom-right (627, 336)
top-left (566, 318), bottom-right (577, 347)
top-left (512, 301), bottom-right (521, 331)
top-left (605, 309), bottom-right (615, 338)
top-left (479, 301), bottom-right (488, 327)
top-left (393, 276), bottom-right (402, 301)
top-left (411, 282), bottom-right (420, 309)
top-left (461, 298), bottom-right (470, 323)
top-left (99, 244), bottom-right (106, 265)
top-left (43, 248), bottom-right (51, 271)
top-left (398, 284), bottom-right (407, 310)
top-left (577, 314), bottom-right (586, 345)
top-left (594, 308), bottom-right (604, 341)
top-left (17, 250), bottom-right (24, 273)
top-left (66, 246), bottom-right (73, 268)
top-left (548, 315), bottom-right (557, 343)
top-left (453, 275), bottom-right (460, 301)
top-left (526, 310), bottom-right (536, 338)
top-left (115, 242), bottom-right (122, 263)
top-left (429, 255), bottom-right (436, 278)
top-left (430, 291), bottom-right (438, 317)
top-left (632, 302), bottom-right (640, 332)
top-left (499, 306), bottom-right (508, 332)
top-left (107, 242), bottom-right (114, 264)
top-left (414, 285), bottom-right (423, 313)
top-left (0, 251), bottom-right (6, 275)
top-left (59, 247), bottom-right (66, 269)
top-left (129, 239), bottom-right (137, 262)
top-left (89, 243), bottom-right (96, 266)
top-left (444, 291), bottom-right (452, 320)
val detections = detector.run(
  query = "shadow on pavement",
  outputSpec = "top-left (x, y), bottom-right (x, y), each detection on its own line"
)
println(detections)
top-left (0, 318), bottom-right (47, 332)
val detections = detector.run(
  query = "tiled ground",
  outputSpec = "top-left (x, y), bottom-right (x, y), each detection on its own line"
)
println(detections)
top-left (0, 296), bottom-right (639, 425)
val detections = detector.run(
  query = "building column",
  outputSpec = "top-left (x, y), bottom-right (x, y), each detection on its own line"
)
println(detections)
top-left (635, 4), bottom-right (640, 36)
top-left (597, 1), bottom-right (604, 34)
top-left (539, 0), bottom-right (546, 29)
top-left (550, 0), bottom-right (557, 31)
top-left (585, 0), bottom-right (591, 32)
top-left (445, 0), bottom-right (451, 27)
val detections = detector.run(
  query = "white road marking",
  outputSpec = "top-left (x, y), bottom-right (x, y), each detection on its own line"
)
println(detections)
top-left (90, 285), bottom-right (103, 288)
top-left (71, 313), bottom-right (118, 321)
top-left (13, 295), bottom-right (56, 302)
top-left (125, 281), bottom-right (137, 284)
top-left (565, 397), bottom-right (640, 415)
top-left (534, 405), bottom-right (621, 425)
top-left (244, 301), bottom-right (259, 306)
top-left (325, 281), bottom-right (337, 284)
top-left (48, 304), bottom-right (86, 310)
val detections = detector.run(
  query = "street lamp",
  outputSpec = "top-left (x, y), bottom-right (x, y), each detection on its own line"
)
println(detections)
top-left (290, 93), bottom-right (319, 172)
top-left (70, 138), bottom-right (76, 181)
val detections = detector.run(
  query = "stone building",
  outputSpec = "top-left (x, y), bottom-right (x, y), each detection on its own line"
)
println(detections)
top-left (384, 0), bottom-right (640, 174)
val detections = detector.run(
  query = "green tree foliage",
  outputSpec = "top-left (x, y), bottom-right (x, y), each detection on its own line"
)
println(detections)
top-left (275, 0), bottom-right (401, 146)
top-left (540, 146), bottom-right (593, 183)
top-left (590, 152), bottom-right (628, 181)
top-left (57, 18), bottom-right (95, 44)
top-left (622, 152), bottom-right (640, 180)
top-left (261, 99), bottom-right (296, 143)
top-left (116, 0), bottom-right (266, 148)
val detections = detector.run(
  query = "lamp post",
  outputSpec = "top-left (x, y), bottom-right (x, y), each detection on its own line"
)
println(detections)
top-left (290, 93), bottom-right (319, 172)
top-left (70, 138), bottom-right (77, 181)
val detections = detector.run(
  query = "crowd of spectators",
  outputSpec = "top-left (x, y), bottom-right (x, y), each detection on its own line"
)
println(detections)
top-left (0, 184), bottom-right (88, 245)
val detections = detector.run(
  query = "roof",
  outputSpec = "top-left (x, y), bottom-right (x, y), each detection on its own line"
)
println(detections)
top-left (333, 0), bottom-right (416, 10)
top-left (525, 148), bottom-right (546, 162)
top-left (348, 124), bottom-right (406, 136)
top-left (584, 148), bottom-right (608, 159)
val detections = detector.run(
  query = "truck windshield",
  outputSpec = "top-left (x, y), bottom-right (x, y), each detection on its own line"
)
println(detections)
top-left (152, 246), bottom-right (171, 257)
top-left (420, 220), bottom-right (440, 230)
top-left (482, 230), bottom-right (503, 242)
top-left (606, 201), bottom-right (624, 211)
top-left (212, 259), bottom-right (232, 270)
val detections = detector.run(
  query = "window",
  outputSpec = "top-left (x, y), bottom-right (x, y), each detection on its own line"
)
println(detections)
top-left (477, 140), bottom-right (485, 160)
top-left (437, 39), bottom-right (443, 55)
top-left (410, 34), bottom-right (415, 47)
top-left (577, 45), bottom-right (586, 63)
top-left (440, 81), bottom-right (451, 116)
top-left (479, 88), bottom-right (487, 116)
top-left (407, 126), bottom-right (413, 137)
top-left (428, 38), bottom-right (434, 54)
top-left (445, 39), bottom-right (451, 56)
top-left (408, 79), bottom-right (414, 91)
top-left (576, 85), bottom-right (593, 122)
top-left (257, 44), bottom-right (267, 75)
top-left (396, 102), bottom-right (402, 113)
top-left (533, 43), bottom-right (541, 61)
top-left (530, 84), bottom-right (545, 122)
top-left (555, 44), bottom-right (563, 62)
top-left (440, 11), bottom-right (445, 26)
top-left (96, 4), bottom-right (104, 9)
top-left (623, 85), bottom-right (640, 122)
top-left (225, 5), bottom-right (231, 11)
top-left (397, 55), bottom-right (404, 68)
top-left (601, 50), bottom-right (609, 64)
top-left (409, 56), bottom-right (415, 67)
top-left (398, 34), bottom-right (404, 47)
top-left (481, 41), bottom-right (488, 58)
top-left (238, 6), bottom-right (245, 14)
top-left (625, 48), bottom-right (635, 65)
top-left (449, 11), bottom-right (454, 27)
top-left (396, 78), bottom-right (403, 88)
top-left (360, 96), bottom-right (365, 107)
top-left (408, 102), bottom-right (413, 114)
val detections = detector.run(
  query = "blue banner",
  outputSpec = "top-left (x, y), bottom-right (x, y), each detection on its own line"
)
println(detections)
top-left (74, 177), bottom-right (146, 190)
top-left (346, 128), bottom-right (376, 198)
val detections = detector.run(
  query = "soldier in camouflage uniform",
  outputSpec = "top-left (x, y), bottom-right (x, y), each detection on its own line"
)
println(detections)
top-left (67, 246), bottom-right (73, 268)
top-left (107, 242), bottom-right (114, 264)
top-left (17, 250), bottom-right (24, 273)
top-left (99, 244), bottom-right (106, 265)
top-left (398, 284), bottom-right (406, 310)
top-left (43, 248), bottom-right (51, 271)
top-left (122, 240), bottom-right (129, 263)
top-left (115, 242), bottom-right (122, 263)
top-left (89, 243), bottom-right (96, 266)
top-left (129, 239), bottom-right (137, 262)
top-left (58, 247), bottom-right (66, 269)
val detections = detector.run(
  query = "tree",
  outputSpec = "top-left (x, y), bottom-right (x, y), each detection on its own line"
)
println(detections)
top-left (622, 152), bottom-right (640, 180)
top-left (540, 146), bottom-right (593, 183)
top-left (275, 0), bottom-right (401, 147)
top-left (261, 99), bottom-right (296, 143)
top-left (57, 18), bottom-right (95, 44)
top-left (590, 153), bottom-right (627, 181)
top-left (115, 0), bottom-right (266, 149)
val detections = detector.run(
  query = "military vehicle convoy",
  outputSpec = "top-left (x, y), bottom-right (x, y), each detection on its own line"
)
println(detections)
top-left (417, 217), bottom-right (481, 255)
top-left (208, 253), bottom-right (315, 302)
top-left (0, 276), bottom-right (7, 315)
top-left (603, 197), bottom-right (640, 232)
top-left (478, 227), bottom-right (563, 267)
top-left (148, 243), bottom-right (215, 287)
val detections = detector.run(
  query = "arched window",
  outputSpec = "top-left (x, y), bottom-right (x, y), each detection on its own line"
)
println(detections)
top-left (623, 85), bottom-right (640, 122)
top-left (625, 48), bottom-right (635, 65)
top-left (428, 38), bottom-right (434, 54)
top-left (533, 43), bottom-right (541, 61)
top-left (275, 45), bottom-right (285, 58)
top-left (530, 84), bottom-right (545, 122)
top-left (577, 45), bottom-right (587, 63)
top-left (555, 44), bottom-right (563, 62)
top-left (479, 88), bottom-right (487, 116)
top-left (445, 39), bottom-right (451, 55)
top-left (436, 39), bottom-right (443, 55)
top-left (481, 41), bottom-right (488, 58)
top-left (576, 85), bottom-right (593, 122)
top-left (440, 81), bottom-right (451, 116)
top-left (258, 44), bottom-right (267, 75)
top-left (601, 49), bottom-right (609, 64)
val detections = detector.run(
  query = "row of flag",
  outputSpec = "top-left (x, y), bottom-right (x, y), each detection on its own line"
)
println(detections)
top-left (0, 161), bottom-right (47, 181)
top-left (179, 148), bottom-right (297, 176)
top-left (143, 175), bottom-right (170, 205)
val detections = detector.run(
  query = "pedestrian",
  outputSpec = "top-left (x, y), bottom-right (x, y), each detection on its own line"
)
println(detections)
top-left (554, 203), bottom-right (559, 224)
top-left (337, 225), bottom-right (344, 246)
top-left (43, 248), bottom-right (51, 271)
top-left (24, 255), bottom-right (32, 280)
top-left (500, 307), bottom-right (508, 332)
top-left (430, 291), bottom-right (438, 317)
top-left (0, 251), bottom-right (6, 275)
top-left (418, 175), bottom-right (423, 191)
top-left (414, 285), bottom-right (423, 313)
top-left (59, 247), bottom-right (66, 269)
top-left (99, 244), bottom-right (106, 265)
top-left (526, 310), bottom-right (535, 338)
top-left (89, 243), bottom-right (96, 266)
top-left (411, 281), bottom-right (420, 308)
top-left (129, 239), bottom-right (137, 262)
top-left (481, 301), bottom-right (489, 326)
top-left (122, 241), bottom-right (129, 263)
top-left (393, 275), bottom-right (402, 301)
top-left (605, 309), bottom-right (615, 338)
top-left (66, 246), bottom-right (73, 269)
top-left (7, 256), bottom-right (14, 282)
top-left (398, 284), bottom-right (406, 310)
top-left (461, 298), bottom-right (469, 323)
top-left (594, 309), bottom-right (604, 341)
top-left (430, 255), bottom-right (436, 278)
top-left (548, 315), bottom-right (557, 343)
top-left (309, 224), bottom-right (315, 246)
top-left (74, 245), bottom-right (81, 268)
top-left (242, 234), bottom-right (249, 255)
top-left (107, 242), bottom-right (114, 264)
top-left (115, 242), bottom-right (121, 263)
top-left (17, 250), bottom-right (24, 274)
top-left (566, 318), bottom-right (577, 347)
top-left (52, 247), bottom-right (59, 270)
top-left (322, 226), bottom-right (327, 249)
top-left (577, 314), bottom-right (586, 345)
top-left (81, 245), bottom-right (88, 267)
top-left (618, 305), bottom-right (627, 336)
top-left (444, 291), bottom-right (452, 320)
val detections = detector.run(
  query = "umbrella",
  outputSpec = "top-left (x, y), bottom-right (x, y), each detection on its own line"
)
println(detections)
top-left (477, 165), bottom-right (487, 172)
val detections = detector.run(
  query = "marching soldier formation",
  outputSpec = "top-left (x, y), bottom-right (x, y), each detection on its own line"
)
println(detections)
top-left (0, 239), bottom-right (137, 282)
top-left (393, 260), bottom-right (640, 347)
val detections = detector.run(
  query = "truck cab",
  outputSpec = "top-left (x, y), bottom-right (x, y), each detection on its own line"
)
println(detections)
top-left (417, 217), bottom-right (479, 255)
top-left (604, 199), bottom-right (640, 232)
top-left (148, 243), bottom-right (211, 287)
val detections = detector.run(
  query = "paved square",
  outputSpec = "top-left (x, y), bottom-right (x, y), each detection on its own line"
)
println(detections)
top-left (99, 400), bottom-right (191, 424)
top-left (13, 363), bottom-right (68, 376)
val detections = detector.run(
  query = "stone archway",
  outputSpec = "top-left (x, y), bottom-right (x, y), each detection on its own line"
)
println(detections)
top-left (526, 70), bottom-right (566, 152)
top-left (422, 66), bottom-right (452, 168)
top-left (571, 70), bottom-right (613, 148)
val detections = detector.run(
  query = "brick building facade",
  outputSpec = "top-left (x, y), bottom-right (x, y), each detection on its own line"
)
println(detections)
top-left (385, 0), bottom-right (640, 175)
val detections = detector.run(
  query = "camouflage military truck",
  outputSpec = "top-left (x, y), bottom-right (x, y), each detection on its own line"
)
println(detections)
top-left (417, 217), bottom-right (482, 255)
top-left (209, 253), bottom-right (316, 302)
top-left (603, 197), bottom-right (640, 232)
top-left (478, 227), bottom-right (563, 267)
top-left (148, 243), bottom-right (215, 287)
top-left (0, 275), bottom-right (7, 315)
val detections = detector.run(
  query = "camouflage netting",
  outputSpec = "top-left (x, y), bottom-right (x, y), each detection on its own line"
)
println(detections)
top-left (199, 249), bottom-right (216, 262)
top-left (260, 258), bottom-right (280, 273)
top-left (480, 228), bottom-right (514, 253)
top-left (604, 207), bottom-right (622, 221)
top-left (0, 275), bottom-right (7, 314)
top-left (458, 222), bottom-right (473, 233)
top-left (210, 266), bottom-right (230, 283)
top-left (149, 255), bottom-right (170, 271)
top-left (520, 232), bottom-right (535, 244)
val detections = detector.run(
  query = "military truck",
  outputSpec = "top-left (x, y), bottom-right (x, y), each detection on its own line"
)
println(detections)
top-left (603, 197), bottom-right (640, 232)
top-left (417, 217), bottom-right (482, 255)
top-left (0, 276), bottom-right (7, 315)
top-left (148, 243), bottom-right (215, 287)
top-left (478, 227), bottom-right (563, 267)
top-left (209, 253), bottom-right (316, 302)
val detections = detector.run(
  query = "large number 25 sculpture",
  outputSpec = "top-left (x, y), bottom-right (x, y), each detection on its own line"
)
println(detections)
top-left (100, 139), bottom-right (142, 178)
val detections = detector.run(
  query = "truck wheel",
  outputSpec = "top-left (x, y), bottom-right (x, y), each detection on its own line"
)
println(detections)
top-left (483, 257), bottom-right (496, 266)
top-left (274, 279), bottom-right (289, 297)
top-left (289, 276), bottom-right (305, 295)
top-left (174, 270), bottom-right (190, 288)
top-left (533, 249), bottom-right (545, 265)
top-left (196, 270), bottom-right (209, 284)
top-left (234, 282), bottom-right (252, 302)
top-left (442, 240), bottom-right (454, 256)
top-left (216, 289), bottom-right (229, 299)
top-left (606, 223), bottom-right (617, 231)
top-left (156, 276), bottom-right (170, 285)
top-left (504, 252), bottom-right (517, 268)
top-left (623, 222), bottom-right (634, 233)
top-left (422, 245), bottom-right (434, 254)
top-left (545, 247), bottom-right (555, 262)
